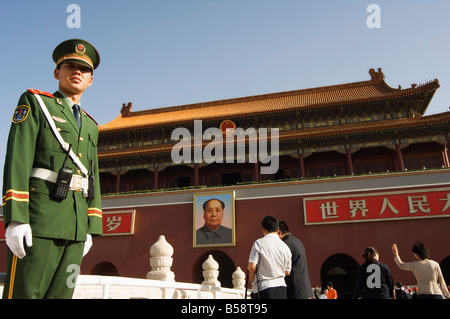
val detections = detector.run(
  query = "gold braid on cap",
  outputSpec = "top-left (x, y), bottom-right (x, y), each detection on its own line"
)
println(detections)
top-left (56, 54), bottom-right (94, 70)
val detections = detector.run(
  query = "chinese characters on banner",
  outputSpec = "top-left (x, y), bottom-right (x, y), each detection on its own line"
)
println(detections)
top-left (0, 210), bottom-right (136, 240)
top-left (102, 210), bottom-right (136, 236)
top-left (303, 187), bottom-right (450, 225)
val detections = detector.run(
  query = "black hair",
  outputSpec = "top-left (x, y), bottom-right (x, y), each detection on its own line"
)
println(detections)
top-left (262, 215), bottom-right (279, 232)
top-left (202, 198), bottom-right (225, 211)
top-left (412, 241), bottom-right (429, 260)
top-left (278, 220), bottom-right (289, 234)
top-left (362, 247), bottom-right (377, 264)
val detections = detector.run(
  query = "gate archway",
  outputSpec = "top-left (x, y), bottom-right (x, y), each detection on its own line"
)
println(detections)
top-left (193, 250), bottom-right (236, 288)
top-left (91, 261), bottom-right (120, 276)
top-left (320, 253), bottom-right (359, 299)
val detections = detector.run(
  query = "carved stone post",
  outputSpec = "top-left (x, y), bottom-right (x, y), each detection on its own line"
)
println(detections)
top-left (146, 235), bottom-right (175, 282)
top-left (232, 267), bottom-right (245, 289)
top-left (201, 254), bottom-right (220, 287)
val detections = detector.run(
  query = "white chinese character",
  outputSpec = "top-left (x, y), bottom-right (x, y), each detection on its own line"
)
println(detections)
top-left (379, 198), bottom-right (399, 215)
top-left (349, 200), bottom-right (369, 218)
top-left (106, 216), bottom-right (122, 232)
top-left (438, 193), bottom-right (450, 212)
top-left (319, 201), bottom-right (339, 220)
top-left (408, 196), bottom-right (430, 214)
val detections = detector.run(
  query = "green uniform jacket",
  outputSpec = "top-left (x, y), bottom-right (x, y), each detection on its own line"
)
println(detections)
top-left (2, 89), bottom-right (103, 241)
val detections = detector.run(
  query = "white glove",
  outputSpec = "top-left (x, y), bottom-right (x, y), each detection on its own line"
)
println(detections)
top-left (5, 222), bottom-right (33, 259)
top-left (83, 234), bottom-right (92, 257)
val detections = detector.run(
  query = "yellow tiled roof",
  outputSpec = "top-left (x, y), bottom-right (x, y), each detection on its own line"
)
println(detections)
top-left (99, 69), bottom-right (439, 133)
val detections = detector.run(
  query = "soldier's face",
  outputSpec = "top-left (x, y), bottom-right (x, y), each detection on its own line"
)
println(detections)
top-left (54, 62), bottom-right (93, 96)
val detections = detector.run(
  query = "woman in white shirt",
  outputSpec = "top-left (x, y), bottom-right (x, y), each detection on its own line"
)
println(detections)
top-left (392, 241), bottom-right (450, 299)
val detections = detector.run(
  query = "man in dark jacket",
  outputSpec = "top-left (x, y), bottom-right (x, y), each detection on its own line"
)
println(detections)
top-left (278, 221), bottom-right (313, 299)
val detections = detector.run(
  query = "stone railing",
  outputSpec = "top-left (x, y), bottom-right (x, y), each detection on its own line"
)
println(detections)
top-left (73, 235), bottom-right (247, 299)
top-left (0, 235), bottom-right (247, 299)
top-left (73, 274), bottom-right (247, 299)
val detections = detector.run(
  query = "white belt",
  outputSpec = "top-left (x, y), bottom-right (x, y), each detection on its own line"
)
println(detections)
top-left (30, 167), bottom-right (89, 195)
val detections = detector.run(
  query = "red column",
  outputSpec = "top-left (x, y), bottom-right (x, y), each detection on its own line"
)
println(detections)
top-left (442, 148), bottom-right (449, 167)
top-left (395, 143), bottom-right (405, 171)
top-left (194, 164), bottom-right (199, 186)
top-left (443, 139), bottom-right (450, 167)
top-left (115, 171), bottom-right (121, 193)
top-left (346, 148), bottom-right (354, 175)
top-left (298, 153), bottom-right (305, 178)
top-left (153, 167), bottom-right (159, 190)
top-left (254, 162), bottom-right (259, 182)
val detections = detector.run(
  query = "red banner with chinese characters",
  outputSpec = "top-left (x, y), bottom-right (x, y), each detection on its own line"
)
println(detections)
top-left (304, 187), bottom-right (450, 225)
top-left (0, 211), bottom-right (136, 240)
top-left (102, 210), bottom-right (136, 236)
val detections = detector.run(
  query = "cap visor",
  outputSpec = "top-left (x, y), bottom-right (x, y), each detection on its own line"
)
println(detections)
top-left (57, 58), bottom-right (93, 71)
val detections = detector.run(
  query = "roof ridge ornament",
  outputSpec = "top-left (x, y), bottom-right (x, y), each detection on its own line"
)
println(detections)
top-left (369, 68), bottom-right (385, 83)
top-left (121, 102), bottom-right (132, 117)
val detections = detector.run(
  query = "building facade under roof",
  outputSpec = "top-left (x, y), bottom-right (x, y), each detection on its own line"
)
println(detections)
top-left (97, 68), bottom-right (448, 194)
top-left (1, 68), bottom-right (449, 298)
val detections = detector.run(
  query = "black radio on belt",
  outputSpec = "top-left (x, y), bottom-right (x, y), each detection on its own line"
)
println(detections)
top-left (88, 160), bottom-right (95, 200)
top-left (52, 144), bottom-right (73, 200)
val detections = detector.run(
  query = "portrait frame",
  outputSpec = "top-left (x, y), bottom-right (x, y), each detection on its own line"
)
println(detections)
top-left (193, 191), bottom-right (236, 248)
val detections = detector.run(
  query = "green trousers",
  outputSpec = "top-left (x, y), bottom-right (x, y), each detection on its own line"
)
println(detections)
top-left (2, 237), bottom-right (84, 299)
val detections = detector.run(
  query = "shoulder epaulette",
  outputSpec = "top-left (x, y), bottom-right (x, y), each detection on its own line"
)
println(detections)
top-left (27, 89), bottom-right (54, 98)
top-left (82, 110), bottom-right (98, 125)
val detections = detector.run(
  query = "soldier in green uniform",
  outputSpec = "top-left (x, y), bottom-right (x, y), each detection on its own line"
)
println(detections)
top-left (2, 39), bottom-right (103, 298)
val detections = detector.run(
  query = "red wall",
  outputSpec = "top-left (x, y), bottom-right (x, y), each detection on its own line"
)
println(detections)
top-left (78, 188), bottom-right (450, 289)
top-left (2, 176), bottom-right (449, 296)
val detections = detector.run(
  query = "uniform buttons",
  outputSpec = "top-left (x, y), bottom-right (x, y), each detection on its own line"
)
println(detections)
top-left (77, 169), bottom-right (81, 174)
top-left (79, 136), bottom-right (84, 141)
top-left (78, 152), bottom-right (83, 158)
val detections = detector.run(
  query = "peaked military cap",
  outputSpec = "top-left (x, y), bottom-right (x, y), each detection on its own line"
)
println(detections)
top-left (52, 39), bottom-right (100, 71)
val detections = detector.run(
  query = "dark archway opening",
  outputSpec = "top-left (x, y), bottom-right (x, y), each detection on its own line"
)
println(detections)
top-left (320, 253), bottom-right (360, 299)
top-left (193, 250), bottom-right (236, 288)
top-left (90, 261), bottom-right (120, 276)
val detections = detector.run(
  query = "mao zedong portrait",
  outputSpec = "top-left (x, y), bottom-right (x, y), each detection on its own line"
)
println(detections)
top-left (195, 198), bottom-right (233, 246)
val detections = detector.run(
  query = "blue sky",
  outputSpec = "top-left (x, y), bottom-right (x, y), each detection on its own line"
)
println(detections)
top-left (1, 0), bottom-right (450, 183)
